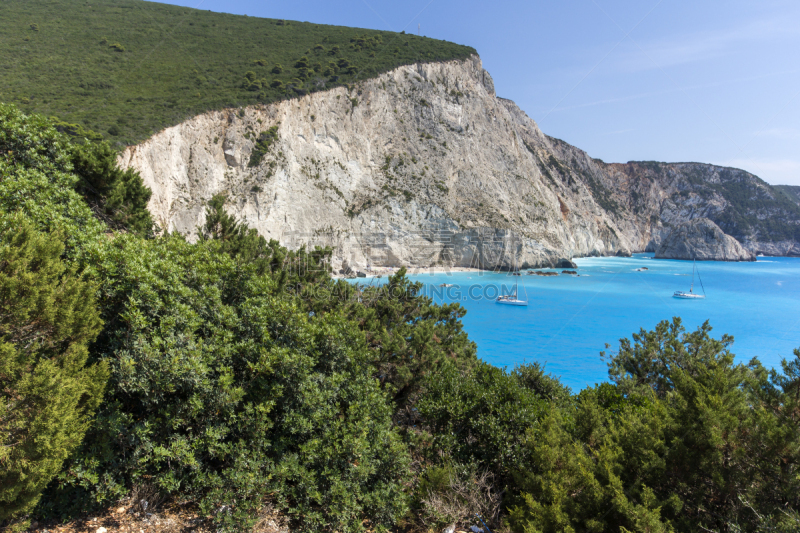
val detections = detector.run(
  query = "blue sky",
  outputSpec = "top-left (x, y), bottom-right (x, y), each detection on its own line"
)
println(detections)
top-left (158, 0), bottom-right (800, 185)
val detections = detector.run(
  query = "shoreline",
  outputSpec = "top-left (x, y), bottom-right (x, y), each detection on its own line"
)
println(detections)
top-left (331, 254), bottom-right (786, 280)
top-left (332, 265), bottom-right (487, 280)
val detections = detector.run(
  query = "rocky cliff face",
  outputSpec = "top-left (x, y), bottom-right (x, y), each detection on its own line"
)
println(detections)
top-left (591, 160), bottom-right (800, 257)
top-left (654, 218), bottom-right (755, 261)
top-left (119, 56), bottom-right (800, 268)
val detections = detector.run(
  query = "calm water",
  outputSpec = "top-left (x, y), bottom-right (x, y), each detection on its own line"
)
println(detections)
top-left (363, 254), bottom-right (800, 391)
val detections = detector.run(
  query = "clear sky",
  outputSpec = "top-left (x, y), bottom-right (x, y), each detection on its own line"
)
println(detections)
top-left (157, 0), bottom-right (800, 186)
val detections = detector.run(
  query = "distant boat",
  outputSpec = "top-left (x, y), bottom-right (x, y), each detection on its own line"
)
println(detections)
top-left (673, 259), bottom-right (706, 299)
top-left (497, 249), bottom-right (528, 306)
top-left (439, 283), bottom-right (455, 288)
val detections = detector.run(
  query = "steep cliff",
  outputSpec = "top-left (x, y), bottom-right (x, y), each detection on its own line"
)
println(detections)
top-left (120, 56), bottom-right (800, 268)
top-left (591, 160), bottom-right (800, 257)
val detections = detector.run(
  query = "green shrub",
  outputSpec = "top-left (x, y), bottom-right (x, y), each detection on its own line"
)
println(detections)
top-left (508, 319), bottom-right (800, 533)
top-left (0, 218), bottom-right (108, 529)
top-left (69, 139), bottom-right (154, 236)
top-left (0, 105), bottom-right (153, 242)
top-left (506, 397), bottom-right (673, 533)
top-left (248, 125), bottom-right (280, 167)
top-left (417, 362), bottom-right (547, 476)
top-left (108, 42), bottom-right (124, 52)
top-left (48, 234), bottom-right (409, 532)
top-left (49, 118), bottom-right (104, 141)
top-left (0, 104), bottom-right (106, 256)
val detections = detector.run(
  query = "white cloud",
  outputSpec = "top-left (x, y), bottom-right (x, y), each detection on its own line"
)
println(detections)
top-left (613, 15), bottom-right (800, 72)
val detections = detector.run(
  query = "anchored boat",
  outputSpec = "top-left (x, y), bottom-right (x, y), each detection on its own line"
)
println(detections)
top-left (673, 259), bottom-right (706, 299)
top-left (497, 248), bottom-right (528, 306)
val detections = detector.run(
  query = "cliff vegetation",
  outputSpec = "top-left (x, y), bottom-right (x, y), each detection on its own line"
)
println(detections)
top-left (0, 0), bottom-right (475, 145)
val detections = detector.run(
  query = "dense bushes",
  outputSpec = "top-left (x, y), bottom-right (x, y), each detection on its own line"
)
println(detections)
top-left (46, 235), bottom-right (409, 532)
top-left (2, 104), bottom-right (800, 533)
top-left (505, 318), bottom-right (800, 533)
top-left (0, 104), bottom-right (153, 242)
top-left (0, 219), bottom-right (108, 530)
top-left (70, 140), bottom-right (154, 235)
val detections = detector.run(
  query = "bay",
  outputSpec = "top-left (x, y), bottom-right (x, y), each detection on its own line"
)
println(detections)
top-left (368, 254), bottom-right (800, 391)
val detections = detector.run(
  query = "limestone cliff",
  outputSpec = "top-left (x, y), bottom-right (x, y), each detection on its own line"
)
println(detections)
top-left (654, 218), bottom-right (755, 261)
top-left (119, 56), bottom-right (800, 268)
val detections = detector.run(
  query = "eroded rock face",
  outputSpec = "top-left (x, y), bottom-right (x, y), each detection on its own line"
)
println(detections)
top-left (118, 57), bottom-right (635, 270)
top-left (119, 56), bottom-right (798, 268)
top-left (655, 218), bottom-right (756, 261)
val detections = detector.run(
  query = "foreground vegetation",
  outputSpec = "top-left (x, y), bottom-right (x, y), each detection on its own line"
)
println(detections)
top-left (0, 0), bottom-right (475, 145)
top-left (2, 105), bottom-right (800, 533)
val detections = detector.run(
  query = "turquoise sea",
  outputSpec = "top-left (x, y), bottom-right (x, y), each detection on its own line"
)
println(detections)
top-left (365, 254), bottom-right (800, 391)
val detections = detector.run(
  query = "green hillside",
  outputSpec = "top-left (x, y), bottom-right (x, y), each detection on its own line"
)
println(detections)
top-left (0, 0), bottom-right (475, 145)
top-left (775, 184), bottom-right (800, 206)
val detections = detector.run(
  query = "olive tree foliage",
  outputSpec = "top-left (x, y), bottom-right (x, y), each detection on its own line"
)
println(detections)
top-left (47, 234), bottom-right (409, 533)
top-left (0, 218), bottom-right (107, 529)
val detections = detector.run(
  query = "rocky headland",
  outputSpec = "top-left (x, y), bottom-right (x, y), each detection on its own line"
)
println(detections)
top-left (119, 56), bottom-right (800, 269)
top-left (654, 218), bottom-right (756, 261)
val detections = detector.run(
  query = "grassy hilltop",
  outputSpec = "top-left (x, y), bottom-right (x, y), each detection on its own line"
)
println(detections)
top-left (0, 0), bottom-right (475, 144)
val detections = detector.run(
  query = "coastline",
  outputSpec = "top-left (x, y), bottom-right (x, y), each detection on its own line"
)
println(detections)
top-left (332, 265), bottom-right (488, 280)
top-left (330, 253), bottom-right (782, 281)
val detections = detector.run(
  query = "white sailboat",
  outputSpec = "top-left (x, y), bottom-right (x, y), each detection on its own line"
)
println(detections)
top-left (673, 258), bottom-right (706, 299)
top-left (497, 246), bottom-right (528, 306)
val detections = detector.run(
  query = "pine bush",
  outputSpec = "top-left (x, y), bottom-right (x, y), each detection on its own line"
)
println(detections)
top-left (0, 218), bottom-right (108, 529)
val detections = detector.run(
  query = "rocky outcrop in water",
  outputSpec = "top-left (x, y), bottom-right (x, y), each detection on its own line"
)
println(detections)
top-left (119, 56), bottom-right (800, 268)
top-left (654, 218), bottom-right (756, 261)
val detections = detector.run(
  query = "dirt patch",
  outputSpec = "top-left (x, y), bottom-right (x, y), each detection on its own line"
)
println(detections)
top-left (25, 501), bottom-right (288, 533)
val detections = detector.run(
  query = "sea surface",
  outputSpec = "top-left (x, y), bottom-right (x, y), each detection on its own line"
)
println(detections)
top-left (359, 254), bottom-right (800, 391)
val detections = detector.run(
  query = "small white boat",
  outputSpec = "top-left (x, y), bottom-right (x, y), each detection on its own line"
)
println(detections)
top-left (439, 283), bottom-right (455, 288)
top-left (496, 294), bottom-right (528, 306)
top-left (497, 247), bottom-right (528, 306)
top-left (673, 291), bottom-right (704, 299)
top-left (673, 259), bottom-right (706, 299)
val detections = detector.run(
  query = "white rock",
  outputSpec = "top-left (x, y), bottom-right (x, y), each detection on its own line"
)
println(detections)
top-left (120, 57), bottom-right (795, 267)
